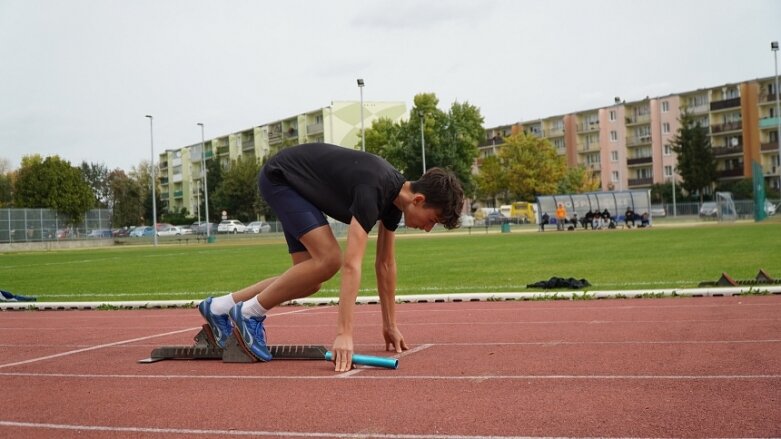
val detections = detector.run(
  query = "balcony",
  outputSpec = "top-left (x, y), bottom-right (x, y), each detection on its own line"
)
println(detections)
top-left (546, 127), bottom-right (564, 137)
top-left (577, 122), bottom-right (599, 133)
top-left (711, 145), bottom-right (743, 156)
top-left (480, 137), bottom-right (505, 147)
top-left (710, 97), bottom-right (740, 111)
top-left (626, 114), bottom-right (650, 125)
top-left (759, 116), bottom-right (781, 129)
top-left (242, 141), bottom-right (254, 151)
top-left (760, 93), bottom-right (779, 103)
top-left (268, 132), bottom-right (283, 143)
top-left (626, 135), bottom-right (652, 147)
top-left (627, 156), bottom-right (653, 166)
top-left (174, 190), bottom-right (184, 198)
top-left (628, 177), bottom-right (653, 186)
top-left (307, 122), bottom-right (324, 134)
top-left (761, 141), bottom-right (780, 152)
top-left (711, 120), bottom-right (742, 133)
top-left (716, 168), bottom-right (743, 178)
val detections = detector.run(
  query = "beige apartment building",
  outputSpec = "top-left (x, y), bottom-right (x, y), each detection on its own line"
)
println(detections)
top-left (158, 100), bottom-right (407, 215)
top-left (479, 75), bottom-right (781, 195)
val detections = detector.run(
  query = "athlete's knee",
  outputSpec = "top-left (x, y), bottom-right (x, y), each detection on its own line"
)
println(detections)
top-left (315, 249), bottom-right (341, 278)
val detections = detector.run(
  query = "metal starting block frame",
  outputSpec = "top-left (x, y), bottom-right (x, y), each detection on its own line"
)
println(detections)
top-left (138, 324), bottom-right (328, 364)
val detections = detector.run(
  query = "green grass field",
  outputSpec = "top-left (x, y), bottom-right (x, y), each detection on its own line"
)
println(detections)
top-left (2, 221), bottom-right (779, 302)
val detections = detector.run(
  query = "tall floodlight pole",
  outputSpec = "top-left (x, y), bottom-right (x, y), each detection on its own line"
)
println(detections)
top-left (196, 180), bottom-right (201, 225)
top-left (145, 115), bottom-right (158, 247)
top-left (198, 122), bottom-right (210, 239)
top-left (357, 79), bottom-right (365, 151)
top-left (418, 111), bottom-right (426, 175)
top-left (772, 41), bottom-right (781, 192)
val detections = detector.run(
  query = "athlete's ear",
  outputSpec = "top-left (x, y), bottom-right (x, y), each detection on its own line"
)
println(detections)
top-left (412, 193), bottom-right (426, 206)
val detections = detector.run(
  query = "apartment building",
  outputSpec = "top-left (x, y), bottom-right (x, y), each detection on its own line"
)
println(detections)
top-left (479, 75), bottom-right (781, 195)
top-left (157, 100), bottom-right (407, 214)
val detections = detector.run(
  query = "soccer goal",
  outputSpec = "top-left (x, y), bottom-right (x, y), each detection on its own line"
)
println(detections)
top-left (715, 191), bottom-right (737, 222)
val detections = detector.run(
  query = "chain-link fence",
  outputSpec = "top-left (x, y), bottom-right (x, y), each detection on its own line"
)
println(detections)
top-left (0, 209), bottom-right (113, 243)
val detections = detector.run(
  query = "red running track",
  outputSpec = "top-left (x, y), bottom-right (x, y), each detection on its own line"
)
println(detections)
top-left (1, 296), bottom-right (780, 438)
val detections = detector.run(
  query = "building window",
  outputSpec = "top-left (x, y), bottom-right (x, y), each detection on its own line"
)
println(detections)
top-left (662, 122), bottom-right (670, 134)
top-left (664, 144), bottom-right (673, 156)
top-left (611, 150), bottom-right (618, 162)
top-left (662, 101), bottom-right (669, 112)
top-left (664, 166), bottom-right (673, 177)
top-left (610, 130), bottom-right (618, 142)
top-left (609, 110), bottom-right (616, 121)
top-left (612, 171), bottom-right (619, 182)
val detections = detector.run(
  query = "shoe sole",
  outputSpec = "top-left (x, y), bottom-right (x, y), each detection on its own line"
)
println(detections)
top-left (229, 315), bottom-right (270, 362)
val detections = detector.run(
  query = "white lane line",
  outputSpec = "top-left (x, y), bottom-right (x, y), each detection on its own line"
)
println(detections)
top-left (0, 327), bottom-right (200, 369)
top-left (336, 344), bottom-right (434, 378)
top-left (0, 420), bottom-right (625, 439)
top-left (1, 372), bottom-right (779, 381)
top-left (0, 307), bottom-right (316, 369)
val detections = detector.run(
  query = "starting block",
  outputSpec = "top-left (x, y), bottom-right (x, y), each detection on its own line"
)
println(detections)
top-left (138, 324), bottom-right (328, 364)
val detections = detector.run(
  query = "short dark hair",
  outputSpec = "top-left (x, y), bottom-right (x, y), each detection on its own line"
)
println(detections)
top-left (410, 168), bottom-right (464, 229)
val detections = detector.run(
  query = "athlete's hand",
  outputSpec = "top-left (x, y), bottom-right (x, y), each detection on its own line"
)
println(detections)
top-left (331, 333), bottom-right (354, 372)
top-left (383, 326), bottom-right (409, 353)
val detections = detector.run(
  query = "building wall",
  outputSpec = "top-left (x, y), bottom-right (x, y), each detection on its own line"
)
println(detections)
top-left (157, 101), bottom-right (406, 214)
top-left (481, 75), bottom-right (781, 195)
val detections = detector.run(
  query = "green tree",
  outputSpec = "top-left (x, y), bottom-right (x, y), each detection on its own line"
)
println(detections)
top-left (473, 155), bottom-right (507, 206)
top-left (211, 156), bottom-right (261, 223)
top-left (670, 111), bottom-right (716, 204)
top-left (13, 155), bottom-right (94, 223)
top-left (558, 165), bottom-right (601, 194)
top-left (80, 161), bottom-right (111, 208)
top-left (498, 132), bottom-right (567, 201)
top-left (363, 92), bottom-right (482, 193)
top-left (129, 160), bottom-right (162, 225)
top-left (108, 169), bottom-right (145, 227)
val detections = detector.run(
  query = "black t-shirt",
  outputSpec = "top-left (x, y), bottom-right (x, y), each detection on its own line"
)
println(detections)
top-left (263, 143), bottom-right (406, 233)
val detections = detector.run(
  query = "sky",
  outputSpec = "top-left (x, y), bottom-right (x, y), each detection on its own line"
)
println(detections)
top-left (1, 0), bottom-right (779, 173)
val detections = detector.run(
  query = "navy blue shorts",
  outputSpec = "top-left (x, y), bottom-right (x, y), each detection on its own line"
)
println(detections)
top-left (258, 169), bottom-right (328, 254)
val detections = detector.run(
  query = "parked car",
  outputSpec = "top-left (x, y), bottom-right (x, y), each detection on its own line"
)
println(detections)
top-left (113, 227), bottom-right (132, 238)
top-left (129, 226), bottom-right (155, 237)
top-left (191, 221), bottom-right (217, 235)
top-left (485, 211), bottom-right (507, 226)
top-left (699, 202), bottom-right (718, 219)
top-left (245, 221), bottom-right (271, 234)
top-left (156, 225), bottom-right (183, 237)
top-left (218, 219), bottom-right (246, 234)
top-left (87, 229), bottom-right (113, 238)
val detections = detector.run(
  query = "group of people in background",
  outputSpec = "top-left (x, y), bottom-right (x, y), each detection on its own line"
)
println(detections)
top-left (540, 204), bottom-right (650, 232)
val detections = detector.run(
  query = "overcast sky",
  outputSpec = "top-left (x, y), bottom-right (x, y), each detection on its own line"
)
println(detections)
top-left (1, 0), bottom-right (779, 173)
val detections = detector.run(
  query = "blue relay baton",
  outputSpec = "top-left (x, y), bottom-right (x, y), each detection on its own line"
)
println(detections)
top-left (325, 351), bottom-right (398, 369)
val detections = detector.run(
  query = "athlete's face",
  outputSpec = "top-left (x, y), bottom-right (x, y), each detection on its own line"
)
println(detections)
top-left (403, 196), bottom-right (441, 232)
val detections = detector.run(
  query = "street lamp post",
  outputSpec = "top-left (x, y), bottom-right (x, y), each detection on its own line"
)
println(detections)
top-left (418, 111), bottom-right (426, 175)
top-left (357, 79), bottom-right (365, 151)
top-left (197, 123), bottom-right (211, 239)
top-left (772, 41), bottom-right (781, 193)
top-left (145, 115), bottom-right (158, 247)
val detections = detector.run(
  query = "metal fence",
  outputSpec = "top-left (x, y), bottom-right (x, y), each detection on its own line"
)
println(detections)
top-left (0, 209), bottom-right (113, 243)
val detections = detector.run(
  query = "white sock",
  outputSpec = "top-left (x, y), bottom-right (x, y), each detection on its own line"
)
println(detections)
top-left (210, 294), bottom-right (236, 315)
top-left (241, 296), bottom-right (268, 319)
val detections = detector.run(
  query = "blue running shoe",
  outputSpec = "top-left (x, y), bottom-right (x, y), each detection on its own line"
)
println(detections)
top-left (198, 297), bottom-right (233, 348)
top-left (229, 302), bottom-right (272, 362)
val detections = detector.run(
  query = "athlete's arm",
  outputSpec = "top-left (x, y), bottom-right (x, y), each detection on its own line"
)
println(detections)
top-left (376, 222), bottom-right (408, 353)
top-left (332, 217), bottom-right (369, 372)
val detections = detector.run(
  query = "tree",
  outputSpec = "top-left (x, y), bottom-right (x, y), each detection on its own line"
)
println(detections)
top-left (211, 156), bottom-right (262, 223)
top-left (473, 155), bottom-right (507, 206)
top-left (80, 161), bottom-right (111, 208)
top-left (497, 132), bottom-right (567, 201)
top-left (362, 92), bottom-right (482, 193)
top-left (108, 169), bottom-right (145, 227)
top-left (13, 155), bottom-right (94, 223)
top-left (129, 160), bottom-right (161, 225)
top-left (670, 111), bottom-right (716, 204)
top-left (558, 165), bottom-right (601, 194)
